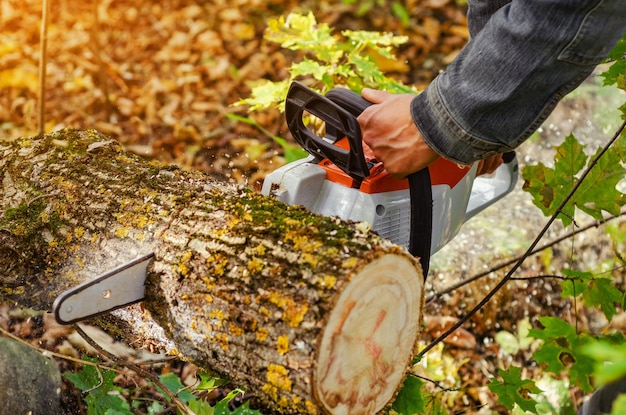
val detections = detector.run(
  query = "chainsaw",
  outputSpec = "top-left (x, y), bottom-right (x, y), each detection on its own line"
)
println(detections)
top-left (261, 81), bottom-right (519, 275)
top-left (52, 81), bottom-right (518, 325)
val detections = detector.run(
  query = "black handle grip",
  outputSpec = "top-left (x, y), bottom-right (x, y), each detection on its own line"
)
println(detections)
top-left (325, 88), bottom-right (373, 117)
top-left (285, 82), bottom-right (370, 184)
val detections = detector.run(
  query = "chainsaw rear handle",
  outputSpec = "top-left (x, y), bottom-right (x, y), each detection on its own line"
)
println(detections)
top-left (325, 87), bottom-right (373, 117)
top-left (285, 82), bottom-right (370, 184)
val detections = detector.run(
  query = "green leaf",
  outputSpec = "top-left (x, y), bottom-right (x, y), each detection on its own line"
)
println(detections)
top-left (560, 269), bottom-right (623, 321)
top-left (529, 316), bottom-right (577, 341)
top-left (392, 375), bottom-right (426, 415)
top-left (601, 35), bottom-right (626, 87)
top-left (529, 317), bottom-right (595, 392)
top-left (189, 398), bottom-right (215, 415)
top-left (561, 269), bottom-right (591, 298)
top-left (85, 393), bottom-right (132, 415)
top-left (609, 394), bottom-right (626, 415)
top-left (196, 372), bottom-right (230, 392)
top-left (488, 366), bottom-right (540, 412)
top-left (569, 144), bottom-right (626, 220)
top-left (234, 80), bottom-right (289, 111)
top-left (290, 59), bottom-right (332, 82)
top-left (583, 277), bottom-right (623, 321)
top-left (582, 340), bottom-right (626, 385)
top-left (391, 2), bottom-right (411, 26)
top-left (265, 12), bottom-right (342, 63)
top-left (158, 372), bottom-right (195, 405)
top-left (230, 402), bottom-right (265, 415)
top-left (522, 133), bottom-right (626, 226)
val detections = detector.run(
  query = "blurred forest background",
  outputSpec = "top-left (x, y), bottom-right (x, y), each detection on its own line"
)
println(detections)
top-left (4, 0), bottom-right (625, 413)
top-left (0, 0), bottom-right (468, 188)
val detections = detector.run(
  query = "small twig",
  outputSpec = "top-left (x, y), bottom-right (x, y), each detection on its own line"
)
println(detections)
top-left (508, 274), bottom-right (569, 282)
top-left (412, 373), bottom-right (458, 392)
top-left (27, 191), bottom-right (60, 207)
top-left (0, 325), bottom-right (125, 375)
top-left (417, 120), bottom-right (626, 359)
top-left (73, 325), bottom-right (196, 415)
top-left (83, 365), bottom-right (105, 394)
top-left (426, 210), bottom-right (626, 304)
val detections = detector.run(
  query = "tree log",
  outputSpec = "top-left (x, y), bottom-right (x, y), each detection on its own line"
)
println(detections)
top-left (0, 129), bottom-right (424, 415)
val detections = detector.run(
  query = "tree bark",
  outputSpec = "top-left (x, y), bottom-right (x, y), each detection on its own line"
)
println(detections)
top-left (0, 129), bottom-right (424, 415)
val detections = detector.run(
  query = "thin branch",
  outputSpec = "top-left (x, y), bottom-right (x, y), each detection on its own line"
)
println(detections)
top-left (73, 325), bottom-right (196, 415)
top-left (425, 211), bottom-right (626, 304)
top-left (0, 325), bottom-right (126, 375)
top-left (416, 120), bottom-right (626, 359)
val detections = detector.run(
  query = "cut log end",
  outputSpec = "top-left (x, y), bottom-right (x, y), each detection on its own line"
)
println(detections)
top-left (314, 253), bottom-right (423, 415)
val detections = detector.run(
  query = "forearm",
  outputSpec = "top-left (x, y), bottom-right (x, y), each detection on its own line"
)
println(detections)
top-left (412, 0), bottom-right (626, 165)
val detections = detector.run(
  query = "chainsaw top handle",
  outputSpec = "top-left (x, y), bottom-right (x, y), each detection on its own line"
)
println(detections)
top-left (285, 82), bottom-right (372, 184)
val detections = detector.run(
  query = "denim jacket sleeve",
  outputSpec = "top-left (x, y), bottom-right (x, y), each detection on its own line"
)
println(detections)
top-left (411, 0), bottom-right (626, 165)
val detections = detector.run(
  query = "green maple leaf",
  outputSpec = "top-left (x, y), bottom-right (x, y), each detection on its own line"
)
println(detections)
top-left (158, 372), bottom-right (195, 404)
top-left (392, 375), bottom-right (426, 415)
top-left (522, 134), bottom-right (585, 225)
top-left (584, 277), bottom-right (623, 321)
top-left (561, 269), bottom-right (591, 298)
top-left (601, 36), bottom-right (626, 87)
top-left (561, 269), bottom-right (623, 321)
top-left (570, 145), bottom-right (626, 220)
top-left (609, 395), bottom-right (626, 415)
top-left (488, 366), bottom-right (540, 412)
top-left (582, 339), bottom-right (626, 386)
top-left (529, 316), bottom-right (577, 341)
top-left (522, 133), bottom-right (626, 226)
top-left (529, 317), bottom-right (595, 392)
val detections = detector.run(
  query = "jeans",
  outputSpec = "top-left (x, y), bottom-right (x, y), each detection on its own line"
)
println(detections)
top-left (411, 0), bottom-right (626, 165)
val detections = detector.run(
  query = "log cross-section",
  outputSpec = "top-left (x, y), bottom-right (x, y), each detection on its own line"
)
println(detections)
top-left (0, 129), bottom-right (424, 414)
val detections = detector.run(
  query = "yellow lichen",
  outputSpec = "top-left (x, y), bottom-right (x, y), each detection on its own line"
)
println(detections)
top-left (342, 256), bottom-right (359, 268)
top-left (229, 323), bottom-right (244, 337)
top-left (208, 309), bottom-right (226, 329)
top-left (115, 226), bottom-right (129, 238)
top-left (305, 400), bottom-right (317, 414)
top-left (10, 224), bottom-right (27, 236)
top-left (215, 332), bottom-right (229, 351)
top-left (277, 335), bottom-right (289, 356)
top-left (266, 363), bottom-right (292, 392)
top-left (261, 384), bottom-right (278, 400)
top-left (74, 226), bottom-right (85, 240)
top-left (180, 251), bottom-right (193, 263)
top-left (178, 251), bottom-right (193, 276)
top-left (40, 210), bottom-right (50, 224)
top-left (282, 299), bottom-right (308, 328)
top-left (268, 291), bottom-right (287, 308)
top-left (321, 274), bottom-right (337, 289)
top-left (256, 327), bottom-right (269, 342)
top-left (300, 252), bottom-right (319, 267)
top-left (247, 257), bottom-right (264, 273)
top-left (179, 262), bottom-right (190, 277)
top-left (255, 243), bottom-right (267, 256)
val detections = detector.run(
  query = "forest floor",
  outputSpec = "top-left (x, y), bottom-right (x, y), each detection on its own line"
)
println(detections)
top-left (1, 0), bottom-right (626, 413)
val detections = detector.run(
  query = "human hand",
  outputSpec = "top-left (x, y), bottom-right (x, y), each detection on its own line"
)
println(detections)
top-left (476, 154), bottom-right (503, 176)
top-left (357, 88), bottom-right (439, 179)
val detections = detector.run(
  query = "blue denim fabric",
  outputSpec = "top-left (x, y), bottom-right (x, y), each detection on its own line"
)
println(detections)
top-left (411, 0), bottom-right (626, 165)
